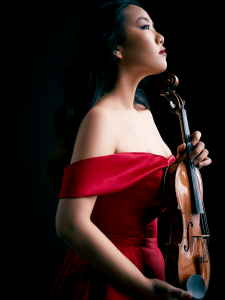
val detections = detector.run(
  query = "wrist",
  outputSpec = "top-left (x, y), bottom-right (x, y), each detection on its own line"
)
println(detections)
top-left (136, 277), bottom-right (152, 298)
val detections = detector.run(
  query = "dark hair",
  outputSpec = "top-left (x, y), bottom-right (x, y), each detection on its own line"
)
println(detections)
top-left (44, 0), bottom-right (152, 193)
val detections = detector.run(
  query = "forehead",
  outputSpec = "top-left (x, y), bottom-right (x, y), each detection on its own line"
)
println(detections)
top-left (123, 4), bottom-right (152, 25)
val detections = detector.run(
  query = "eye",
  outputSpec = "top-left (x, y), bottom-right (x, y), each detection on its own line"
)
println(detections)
top-left (141, 25), bottom-right (150, 30)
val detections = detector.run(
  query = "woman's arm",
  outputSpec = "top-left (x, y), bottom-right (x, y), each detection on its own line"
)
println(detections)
top-left (56, 196), bottom-right (150, 297)
top-left (56, 106), bottom-right (150, 295)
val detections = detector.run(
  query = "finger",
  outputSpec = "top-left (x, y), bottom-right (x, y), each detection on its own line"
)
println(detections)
top-left (157, 281), bottom-right (192, 300)
top-left (168, 287), bottom-right (192, 299)
top-left (191, 148), bottom-right (209, 166)
top-left (151, 279), bottom-right (192, 300)
top-left (196, 156), bottom-right (212, 169)
top-left (190, 131), bottom-right (201, 146)
top-left (189, 141), bottom-right (205, 160)
top-left (176, 143), bottom-right (186, 159)
top-left (176, 152), bottom-right (188, 163)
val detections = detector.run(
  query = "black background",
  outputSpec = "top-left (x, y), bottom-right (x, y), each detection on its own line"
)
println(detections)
top-left (7, 0), bottom-right (223, 299)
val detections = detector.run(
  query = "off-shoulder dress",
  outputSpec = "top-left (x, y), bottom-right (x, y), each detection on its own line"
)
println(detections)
top-left (48, 152), bottom-right (176, 300)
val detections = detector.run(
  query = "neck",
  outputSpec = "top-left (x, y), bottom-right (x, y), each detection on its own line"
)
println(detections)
top-left (101, 67), bottom-right (147, 112)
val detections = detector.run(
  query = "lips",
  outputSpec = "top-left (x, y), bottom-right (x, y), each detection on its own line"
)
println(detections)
top-left (159, 49), bottom-right (166, 54)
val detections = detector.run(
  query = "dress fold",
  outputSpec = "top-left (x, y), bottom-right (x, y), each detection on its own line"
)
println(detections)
top-left (59, 152), bottom-right (174, 198)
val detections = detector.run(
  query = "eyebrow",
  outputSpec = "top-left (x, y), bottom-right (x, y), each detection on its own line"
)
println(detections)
top-left (135, 17), bottom-right (154, 27)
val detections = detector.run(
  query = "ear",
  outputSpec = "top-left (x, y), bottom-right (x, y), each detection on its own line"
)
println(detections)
top-left (114, 48), bottom-right (122, 59)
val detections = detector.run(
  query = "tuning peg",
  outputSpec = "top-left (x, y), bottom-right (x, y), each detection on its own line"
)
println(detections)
top-left (169, 101), bottom-right (176, 108)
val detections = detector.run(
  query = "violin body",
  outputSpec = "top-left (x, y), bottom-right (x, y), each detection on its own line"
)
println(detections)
top-left (163, 160), bottom-right (210, 290)
top-left (158, 73), bottom-right (210, 298)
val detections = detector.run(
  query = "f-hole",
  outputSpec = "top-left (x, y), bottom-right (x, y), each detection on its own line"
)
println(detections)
top-left (184, 222), bottom-right (193, 252)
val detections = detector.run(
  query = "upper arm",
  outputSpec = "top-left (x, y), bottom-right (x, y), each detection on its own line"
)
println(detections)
top-left (56, 107), bottom-right (118, 237)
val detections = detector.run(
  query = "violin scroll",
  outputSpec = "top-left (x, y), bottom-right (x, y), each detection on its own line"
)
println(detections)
top-left (159, 73), bottom-right (179, 93)
top-left (159, 73), bottom-right (185, 111)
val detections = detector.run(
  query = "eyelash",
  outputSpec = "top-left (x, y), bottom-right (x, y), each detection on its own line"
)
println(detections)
top-left (141, 25), bottom-right (150, 30)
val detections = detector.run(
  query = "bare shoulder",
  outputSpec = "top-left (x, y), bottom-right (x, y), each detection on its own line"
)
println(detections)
top-left (70, 106), bottom-right (118, 164)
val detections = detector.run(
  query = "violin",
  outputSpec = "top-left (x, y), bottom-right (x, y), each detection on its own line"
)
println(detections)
top-left (159, 74), bottom-right (210, 300)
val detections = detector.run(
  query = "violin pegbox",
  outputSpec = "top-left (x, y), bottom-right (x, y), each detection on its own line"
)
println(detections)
top-left (169, 101), bottom-right (176, 109)
top-left (159, 73), bottom-right (185, 111)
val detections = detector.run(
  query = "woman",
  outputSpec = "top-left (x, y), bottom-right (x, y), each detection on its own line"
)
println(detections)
top-left (45, 1), bottom-right (211, 299)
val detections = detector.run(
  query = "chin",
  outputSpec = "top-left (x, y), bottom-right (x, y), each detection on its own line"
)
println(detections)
top-left (147, 66), bottom-right (167, 76)
top-left (155, 63), bottom-right (167, 75)
top-left (141, 61), bottom-right (167, 76)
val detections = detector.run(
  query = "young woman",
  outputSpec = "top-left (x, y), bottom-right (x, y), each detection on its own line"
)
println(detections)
top-left (46, 1), bottom-right (211, 299)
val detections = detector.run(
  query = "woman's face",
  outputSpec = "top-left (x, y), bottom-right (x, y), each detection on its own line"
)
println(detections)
top-left (118, 5), bottom-right (167, 76)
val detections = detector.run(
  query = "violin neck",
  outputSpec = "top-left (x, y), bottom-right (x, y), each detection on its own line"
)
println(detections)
top-left (178, 108), bottom-right (204, 214)
top-left (180, 109), bottom-right (192, 155)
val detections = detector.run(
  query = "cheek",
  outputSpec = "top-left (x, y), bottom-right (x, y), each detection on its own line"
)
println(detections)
top-left (123, 35), bottom-right (157, 65)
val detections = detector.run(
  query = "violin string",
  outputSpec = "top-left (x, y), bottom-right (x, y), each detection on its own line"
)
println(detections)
top-left (200, 192), bottom-right (210, 241)
top-left (182, 108), bottom-right (210, 248)
top-left (175, 94), bottom-right (210, 251)
top-left (192, 161), bottom-right (210, 248)
top-left (189, 145), bottom-right (210, 247)
top-left (182, 108), bottom-right (201, 213)
top-left (183, 108), bottom-right (203, 213)
top-left (191, 162), bottom-right (207, 236)
top-left (200, 196), bottom-right (210, 249)
top-left (187, 123), bottom-right (208, 236)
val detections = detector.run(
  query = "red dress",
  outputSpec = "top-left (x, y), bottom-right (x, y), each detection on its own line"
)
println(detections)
top-left (49, 152), bottom-right (176, 300)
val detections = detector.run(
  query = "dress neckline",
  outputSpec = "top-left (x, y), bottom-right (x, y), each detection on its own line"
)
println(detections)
top-left (114, 152), bottom-right (172, 159)
top-left (69, 152), bottom-right (175, 166)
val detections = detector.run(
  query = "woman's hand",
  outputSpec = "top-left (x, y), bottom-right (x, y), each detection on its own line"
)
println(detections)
top-left (176, 131), bottom-right (212, 169)
top-left (144, 278), bottom-right (192, 300)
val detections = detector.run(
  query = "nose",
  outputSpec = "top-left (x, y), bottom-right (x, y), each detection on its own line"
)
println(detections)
top-left (156, 32), bottom-right (164, 45)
